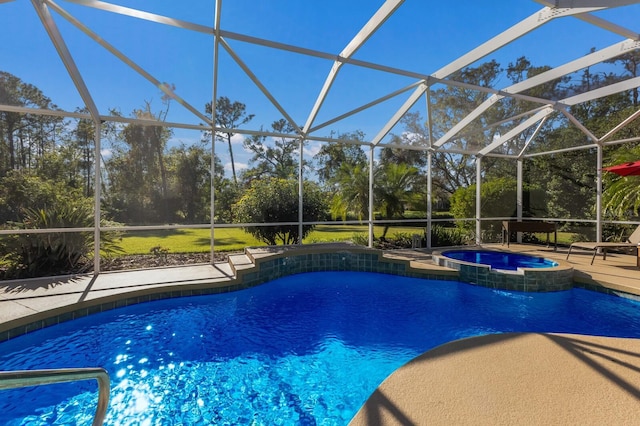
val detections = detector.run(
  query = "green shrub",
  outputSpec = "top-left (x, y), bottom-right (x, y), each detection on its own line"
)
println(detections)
top-left (1, 202), bottom-right (122, 278)
top-left (450, 177), bottom-right (547, 237)
top-left (388, 232), bottom-right (414, 247)
top-left (350, 232), bottom-right (368, 246)
top-left (233, 178), bottom-right (328, 245)
top-left (428, 224), bottom-right (470, 247)
top-left (347, 227), bottom-right (470, 249)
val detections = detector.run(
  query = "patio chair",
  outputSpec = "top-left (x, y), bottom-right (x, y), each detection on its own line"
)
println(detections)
top-left (566, 225), bottom-right (640, 265)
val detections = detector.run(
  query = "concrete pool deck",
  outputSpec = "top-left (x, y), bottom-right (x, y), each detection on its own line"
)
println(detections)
top-left (1, 243), bottom-right (640, 424)
top-left (350, 332), bottom-right (640, 425)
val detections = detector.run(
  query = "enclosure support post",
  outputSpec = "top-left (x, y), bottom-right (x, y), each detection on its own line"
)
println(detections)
top-left (426, 89), bottom-right (433, 250)
top-left (596, 144), bottom-right (603, 243)
top-left (476, 156), bottom-right (482, 245)
top-left (210, 0), bottom-right (222, 261)
top-left (298, 138), bottom-right (304, 245)
top-left (368, 145), bottom-right (375, 248)
top-left (93, 121), bottom-right (101, 275)
top-left (426, 150), bottom-right (433, 249)
top-left (517, 158), bottom-right (523, 244)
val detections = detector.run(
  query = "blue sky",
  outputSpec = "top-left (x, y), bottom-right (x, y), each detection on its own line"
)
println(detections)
top-left (1, 0), bottom-right (638, 174)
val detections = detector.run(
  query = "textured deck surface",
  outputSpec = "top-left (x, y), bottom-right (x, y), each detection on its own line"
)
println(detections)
top-left (1, 243), bottom-right (639, 424)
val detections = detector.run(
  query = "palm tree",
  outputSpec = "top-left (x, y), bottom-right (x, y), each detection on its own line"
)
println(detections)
top-left (329, 163), bottom-right (370, 222)
top-left (375, 163), bottom-right (421, 238)
top-left (603, 147), bottom-right (640, 219)
top-left (329, 162), bottom-right (422, 240)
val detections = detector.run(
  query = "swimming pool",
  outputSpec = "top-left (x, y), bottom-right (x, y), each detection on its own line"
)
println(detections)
top-left (1, 271), bottom-right (640, 425)
top-left (442, 250), bottom-right (558, 270)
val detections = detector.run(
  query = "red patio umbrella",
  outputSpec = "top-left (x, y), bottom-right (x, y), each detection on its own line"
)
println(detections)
top-left (602, 160), bottom-right (640, 176)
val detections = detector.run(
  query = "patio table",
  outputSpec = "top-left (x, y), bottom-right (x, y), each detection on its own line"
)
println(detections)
top-left (501, 221), bottom-right (557, 250)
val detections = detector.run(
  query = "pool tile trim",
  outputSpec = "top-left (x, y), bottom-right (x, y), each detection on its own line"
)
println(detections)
top-left (0, 244), bottom-right (456, 343)
top-left (1, 243), bottom-right (638, 343)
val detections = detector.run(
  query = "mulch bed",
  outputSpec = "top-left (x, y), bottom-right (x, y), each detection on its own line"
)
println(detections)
top-left (100, 252), bottom-right (237, 272)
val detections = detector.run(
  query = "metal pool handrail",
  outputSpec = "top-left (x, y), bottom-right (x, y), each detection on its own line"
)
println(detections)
top-left (0, 367), bottom-right (110, 426)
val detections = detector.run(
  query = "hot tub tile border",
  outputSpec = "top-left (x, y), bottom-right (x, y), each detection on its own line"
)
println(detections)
top-left (433, 251), bottom-right (574, 293)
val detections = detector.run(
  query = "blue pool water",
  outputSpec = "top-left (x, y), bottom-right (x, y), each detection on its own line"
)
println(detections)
top-left (1, 271), bottom-right (640, 425)
top-left (443, 249), bottom-right (558, 270)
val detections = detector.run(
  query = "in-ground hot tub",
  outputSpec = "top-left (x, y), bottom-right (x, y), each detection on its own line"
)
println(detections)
top-left (442, 249), bottom-right (558, 271)
top-left (433, 248), bottom-right (573, 292)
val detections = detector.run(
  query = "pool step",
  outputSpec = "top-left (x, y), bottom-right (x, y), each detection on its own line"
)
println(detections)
top-left (211, 261), bottom-right (235, 279)
top-left (228, 253), bottom-right (255, 276)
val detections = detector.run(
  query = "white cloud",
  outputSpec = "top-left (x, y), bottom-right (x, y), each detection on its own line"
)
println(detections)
top-left (304, 141), bottom-right (321, 158)
top-left (212, 132), bottom-right (246, 146)
top-left (231, 133), bottom-right (245, 145)
top-left (402, 131), bottom-right (426, 144)
top-left (225, 161), bottom-right (248, 173)
top-left (100, 148), bottom-right (113, 160)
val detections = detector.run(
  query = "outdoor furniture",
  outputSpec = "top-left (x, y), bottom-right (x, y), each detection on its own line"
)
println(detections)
top-left (501, 221), bottom-right (557, 250)
top-left (566, 225), bottom-right (640, 266)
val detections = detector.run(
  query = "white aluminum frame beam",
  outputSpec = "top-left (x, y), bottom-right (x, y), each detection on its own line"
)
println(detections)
top-left (576, 12), bottom-right (640, 40)
top-left (0, 104), bottom-right (209, 131)
top-left (518, 116), bottom-right (548, 158)
top-left (210, 0), bottom-right (222, 260)
top-left (434, 39), bottom-right (640, 149)
top-left (602, 135), bottom-right (640, 146)
top-left (478, 107), bottom-right (555, 156)
top-left (61, 0), bottom-right (213, 34)
top-left (564, 75), bottom-right (640, 106)
top-left (47, 0), bottom-right (212, 125)
top-left (558, 106), bottom-right (601, 142)
top-left (218, 37), bottom-right (301, 133)
top-left (536, 1), bottom-right (640, 41)
top-left (475, 157), bottom-right (482, 245)
top-left (596, 145), bottom-right (604, 243)
top-left (298, 137), bottom-right (304, 245)
top-left (93, 122), bottom-right (101, 273)
top-left (598, 107), bottom-right (640, 143)
top-left (309, 81), bottom-right (423, 134)
top-left (484, 106), bottom-right (550, 130)
top-left (477, 75), bottom-right (640, 155)
top-left (303, 0), bottom-right (404, 134)
top-left (535, 0), bottom-right (640, 10)
top-left (368, 145), bottom-right (375, 248)
top-left (431, 6), bottom-right (608, 81)
top-left (371, 83), bottom-right (427, 145)
top-left (32, 0), bottom-right (100, 121)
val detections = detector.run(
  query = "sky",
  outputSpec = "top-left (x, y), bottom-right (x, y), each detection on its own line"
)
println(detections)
top-left (1, 0), bottom-right (639, 174)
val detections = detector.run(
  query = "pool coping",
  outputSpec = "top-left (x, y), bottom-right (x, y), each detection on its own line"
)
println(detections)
top-left (0, 243), bottom-right (458, 342)
top-left (0, 243), bottom-right (638, 342)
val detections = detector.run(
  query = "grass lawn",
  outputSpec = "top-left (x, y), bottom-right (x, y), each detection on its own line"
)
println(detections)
top-left (114, 225), bottom-right (579, 256)
top-left (115, 225), bottom-right (427, 255)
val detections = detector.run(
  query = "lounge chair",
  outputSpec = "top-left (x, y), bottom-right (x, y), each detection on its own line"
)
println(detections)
top-left (566, 225), bottom-right (640, 265)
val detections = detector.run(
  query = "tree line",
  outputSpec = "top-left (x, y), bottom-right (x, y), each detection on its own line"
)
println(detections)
top-left (1, 51), bottom-right (640, 275)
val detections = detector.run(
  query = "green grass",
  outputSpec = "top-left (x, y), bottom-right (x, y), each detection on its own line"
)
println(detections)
top-left (113, 225), bottom-right (580, 256)
top-left (530, 231), bottom-right (576, 246)
top-left (113, 228), bottom-right (261, 255)
top-left (305, 224), bottom-right (426, 243)
top-left (114, 225), bottom-right (428, 255)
